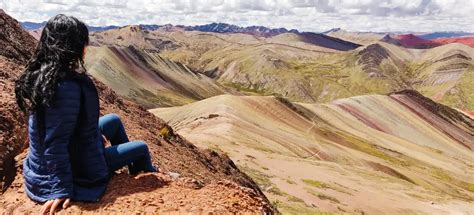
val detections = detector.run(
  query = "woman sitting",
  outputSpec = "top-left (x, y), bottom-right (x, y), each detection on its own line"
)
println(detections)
top-left (15, 14), bottom-right (157, 214)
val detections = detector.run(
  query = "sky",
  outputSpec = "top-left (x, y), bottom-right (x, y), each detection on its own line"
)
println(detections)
top-left (1, 0), bottom-right (474, 33)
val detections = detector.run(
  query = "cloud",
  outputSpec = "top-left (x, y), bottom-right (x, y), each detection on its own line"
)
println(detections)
top-left (2, 0), bottom-right (474, 32)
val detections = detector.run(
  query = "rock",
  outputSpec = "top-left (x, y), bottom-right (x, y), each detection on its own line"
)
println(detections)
top-left (168, 172), bottom-right (181, 180)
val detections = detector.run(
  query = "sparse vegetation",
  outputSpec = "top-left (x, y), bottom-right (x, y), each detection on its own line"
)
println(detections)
top-left (285, 178), bottom-right (297, 185)
top-left (287, 195), bottom-right (305, 203)
top-left (268, 186), bottom-right (287, 196)
top-left (224, 82), bottom-right (269, 95)
top-left (278, 202), bottom-right (336, 215)
top-left (464, 183), bottom-right (474, 193)
top-left (237, 165), bottom-right (273, 189)
top-left (316, 193), bottom-right (340, 203)
top-left (302, 179), bottom-right (331, 189)
top-left (305, 188), bottom-right (340, 204)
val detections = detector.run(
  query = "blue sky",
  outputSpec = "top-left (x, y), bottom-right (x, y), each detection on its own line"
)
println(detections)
top-left (1, 0), bottom-right (474, 32)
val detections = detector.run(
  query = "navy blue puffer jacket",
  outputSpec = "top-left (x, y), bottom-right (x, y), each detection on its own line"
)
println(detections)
top-left (23, 73), bottom-right (109, 202)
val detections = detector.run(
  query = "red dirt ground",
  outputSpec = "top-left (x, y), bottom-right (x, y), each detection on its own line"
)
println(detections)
top-left (434, 36), bottom-right (474, 48)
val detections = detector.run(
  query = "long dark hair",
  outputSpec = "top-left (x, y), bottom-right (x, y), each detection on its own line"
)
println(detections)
top-left (15, 14), bottom-right (89, 112)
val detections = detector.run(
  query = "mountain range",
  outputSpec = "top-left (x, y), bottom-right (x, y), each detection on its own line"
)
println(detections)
top-left (21, 21), bottom-right (299, 37)
top-left (21, 20), bottom-right (119, 32)
top-left (418, 31), bottom-right (474, 40)
top-left (22, 20), bottom-right (474, 49)
top-left (83, 25), bottom-right (474, 113)
top-left (21, 20), bottom-right (474, 39)
top-left (85, 21), bottom-right (473, 213)
top-left (0, 12), bottom-right (472, 214)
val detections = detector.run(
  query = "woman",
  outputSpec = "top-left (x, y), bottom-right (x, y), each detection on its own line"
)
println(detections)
top-left (15, 14), bottom-right (157, 214)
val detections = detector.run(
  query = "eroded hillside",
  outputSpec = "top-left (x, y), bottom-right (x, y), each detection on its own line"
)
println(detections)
top-left (85, 46), bottom-right (227, 108)
top-left (151, 92), bottom-right (473, 214)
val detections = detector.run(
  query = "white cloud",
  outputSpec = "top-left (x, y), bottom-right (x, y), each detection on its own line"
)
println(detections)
top-left (1, 0), bottom-right (473, 32)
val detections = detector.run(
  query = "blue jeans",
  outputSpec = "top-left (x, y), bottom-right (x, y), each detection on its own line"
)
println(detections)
top-left (99, 114), bottom-right (157, 175)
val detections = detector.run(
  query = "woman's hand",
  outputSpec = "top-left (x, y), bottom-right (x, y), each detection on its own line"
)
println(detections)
top-left (102, 135), bottom-right (110, 147)
top-left (40, 198), bottom-right (70, 214)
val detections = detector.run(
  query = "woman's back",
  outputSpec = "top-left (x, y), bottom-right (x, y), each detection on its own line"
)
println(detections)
top-left (16, 14), bottom-right (156, 213)
top-left (24, 74), bottom-right (109, 202)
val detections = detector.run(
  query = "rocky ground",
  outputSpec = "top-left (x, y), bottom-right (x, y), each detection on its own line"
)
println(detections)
top-left (2, 171), bottom-right (270, 213)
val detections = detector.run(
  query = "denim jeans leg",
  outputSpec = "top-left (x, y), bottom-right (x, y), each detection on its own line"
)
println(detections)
top-left (98, 113), bottom-right (130, 145)
top-left (99, 113), bottom-right (134, 172)
top-left (104, 141), bottom-right (157, 174)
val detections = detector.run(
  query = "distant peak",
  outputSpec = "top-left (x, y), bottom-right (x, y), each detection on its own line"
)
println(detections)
top-left (322, 28), bottom-right (342, 34)
top-left (381, 33), bottom-right (440, 49)
top-left (190, 22), bottom-right (298, 37)
top-left (399, 33), bottom-right (417, 38)
top-left (382, 34), bottom-right (391, 38)
top-left (396, 33), bottom-right (432, 42)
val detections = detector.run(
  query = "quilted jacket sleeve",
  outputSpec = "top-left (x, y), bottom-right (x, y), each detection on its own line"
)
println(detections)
top-left (41, 80), bottom-right (81, 199)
